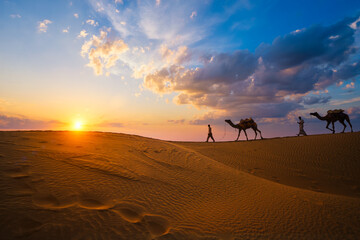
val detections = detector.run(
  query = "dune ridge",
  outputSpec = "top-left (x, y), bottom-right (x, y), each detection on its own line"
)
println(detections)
top-left (0, 131), bottom-right (359, 239)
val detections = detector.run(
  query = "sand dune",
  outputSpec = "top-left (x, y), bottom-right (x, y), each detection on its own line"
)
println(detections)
top-left (0, 131), bottom-right (359, 239)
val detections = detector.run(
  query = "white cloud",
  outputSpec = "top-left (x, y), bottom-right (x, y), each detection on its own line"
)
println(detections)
top-left (132, 61), bottom-right (156, 79)
top-left (156, 0), bottom-right (161, 6)
top-left (78, 30), bottom-right (88, 38)
top-left (115, 0), bottom-right (123, 3)
top-left (96, 2), bottom-right (105, 12)
top-left (10, 14), bottom-right (21, 19)
top-left (74, 13), bottom-right (79, 18)
top-left (292, 29), bottom-right (303, 34)
top-left (350, 16), bottom-right (360, 29)
top-left (159, 45), bottom-right (190, 65)
top-left (190, 11), bottom-right (197, 19)
top-left (86, 19), bottom-right (99, 26)
top-left (37, 19), bottom-right (52, 33)
top-left (62, 27), bottom-right (70, 33)
top-left (81, 30), bottom-right (129, 75)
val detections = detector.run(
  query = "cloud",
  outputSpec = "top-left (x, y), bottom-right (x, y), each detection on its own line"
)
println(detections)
top-left (115, 0), bottom-right (123, 4)
top-left (301, 95), bottom-right (331, 105)
top-left (350, 16), bottom-right (360, 29)
top-left (87, 1), bottom-right (360, 123)
top-left (78, 30), bottom-right (88, 38)
top-left (0, 114), bottom-right (65, 130)
top-left (74, 13), bottom-right (79, 18)
top-left (159, 45), bottom-right (191, 65)
top-left (10, 14), bottom-right (21, 19)
top-left (347, 106), bottom-right (360, 115)
top-left (90, 0), bottom-right (240, 45)
top-left (81, 29), bottom-right (129, 75)
top-left (331, 96), bottom-right (360, 105)
top-left (37, 19), bottom-right (52, 33)
top-left (343, 81), bottom-right (355, 89)
top-left (86, 19), bottom-right (99, 26)
top-left (168, 119), bottom-right (186, 124)
top-left (62, 27), bottom-right (70, 33)
top-left (190, 11), bottom-right (197, 19)
top-left (95, 121), bottom-right (124, 128)
top-left (143, 49), bottom-right (258, 98)
top-left (139, 14), bottom-right (360, 121)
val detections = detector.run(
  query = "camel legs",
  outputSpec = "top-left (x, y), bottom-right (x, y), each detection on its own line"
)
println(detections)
top-left (339, 120), bottom-right (347, 133)
top-left (345, 116), bottom-right (353, 132)
top-left (236, 129), bottom-right (248, 141)
top-left (325, 121), bottom-right (334, 133)
top-left (253, 128), bottom-right (257, 140)
top-left (236, 129), bottom-right (241, 141)
top-left (251, 127), bottom-right (263, 140)
top-left (257, 128), bottom-right (264, 139)
top-left (244, 130), bottom-right (248, 141)
top-left (331, 122), bottom-right (335, 134)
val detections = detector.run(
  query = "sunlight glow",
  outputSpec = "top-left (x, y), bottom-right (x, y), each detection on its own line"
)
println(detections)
top-left (73, 121), bottom-right (83, 131)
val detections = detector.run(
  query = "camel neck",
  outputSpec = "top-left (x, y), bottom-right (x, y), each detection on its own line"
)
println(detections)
top-left (226, 120), bottom-right (237, 128)
top-left (315, 114), bottom-right (327, 121)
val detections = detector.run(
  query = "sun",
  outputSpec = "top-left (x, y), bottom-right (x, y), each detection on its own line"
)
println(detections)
top-left (73, 120), bottom-right (83, 131)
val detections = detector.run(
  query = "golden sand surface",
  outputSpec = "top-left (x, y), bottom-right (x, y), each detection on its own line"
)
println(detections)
top-left (0, 131), bottom-right (359, 239)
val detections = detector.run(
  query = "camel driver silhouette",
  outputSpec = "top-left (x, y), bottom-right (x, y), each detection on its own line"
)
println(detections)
top-left (206, 124), bottom-right (215, 142)
top-left (297, 116), bottom-right (307, 136)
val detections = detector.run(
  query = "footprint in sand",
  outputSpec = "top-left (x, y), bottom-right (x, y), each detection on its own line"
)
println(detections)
top-left (143, 214), bottom-right (170, 237)
top-left (32, 193), bottom-right (76, 209)
top-left (7, 166), bottom-right (30, 179)
top-left (112, 203), bottom-right (145, 223)
top-left (7, 181), bottom-right (35, 196)
top-left (78, 197), bottom-right (115, 210)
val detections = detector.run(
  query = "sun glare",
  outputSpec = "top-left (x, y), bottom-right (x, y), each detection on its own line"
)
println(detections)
top-left (73, 121), bottom-right (83, 131)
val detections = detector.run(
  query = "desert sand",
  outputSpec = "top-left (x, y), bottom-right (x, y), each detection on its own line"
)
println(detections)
top-left (0, 131), bottom-right (359, 239)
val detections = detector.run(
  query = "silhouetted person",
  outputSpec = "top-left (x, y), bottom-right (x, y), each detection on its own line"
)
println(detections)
top-left (297, 116), bottom-right (307, 136)
top-left (206, 124), bottom-right (215, 142)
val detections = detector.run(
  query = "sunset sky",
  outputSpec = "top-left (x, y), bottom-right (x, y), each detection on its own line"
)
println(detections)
top-left (1, 0), bottom-right (360, 141)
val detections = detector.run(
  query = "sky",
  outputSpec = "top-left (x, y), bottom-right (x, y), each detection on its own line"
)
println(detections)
top-left (0, 0), bottom-right (360, 141)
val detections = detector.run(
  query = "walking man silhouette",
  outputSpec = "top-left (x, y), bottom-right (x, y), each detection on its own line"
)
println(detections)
top-left (206, 124), bottom-right (215, 142)
top-left (297, 116), bottom-right (307, 136)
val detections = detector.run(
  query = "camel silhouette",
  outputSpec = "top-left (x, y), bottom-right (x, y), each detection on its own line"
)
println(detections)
top-left (310, 110), bottom-right (353, 134)
top-left (225, 119), bottom-right (263, 141)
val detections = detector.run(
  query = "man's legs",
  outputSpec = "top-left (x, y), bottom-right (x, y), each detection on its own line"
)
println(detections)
top-left (298, 130), bottom-right (307, 136)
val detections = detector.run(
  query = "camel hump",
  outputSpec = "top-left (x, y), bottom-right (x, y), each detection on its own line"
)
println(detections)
top-left (240, 118), bottom-right (254, 124)
top-left (327, 109), bottom-right (344, 114)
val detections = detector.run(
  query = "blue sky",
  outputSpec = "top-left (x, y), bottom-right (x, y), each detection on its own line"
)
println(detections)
top-left (0, 0), bottom-right (360, 140)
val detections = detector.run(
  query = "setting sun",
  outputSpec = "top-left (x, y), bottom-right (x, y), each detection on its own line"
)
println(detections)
top-left (73, 121), bottom-right (83, 131)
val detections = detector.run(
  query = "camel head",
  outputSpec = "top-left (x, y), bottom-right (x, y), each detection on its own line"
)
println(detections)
top-left (310, 112), bottom-right (318, 116)
top-left (225, 119), bottom-right (238, 128)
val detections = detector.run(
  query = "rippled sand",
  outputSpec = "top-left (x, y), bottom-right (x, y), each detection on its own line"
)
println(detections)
top-left (0, 131), bottom-right (359, 239)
